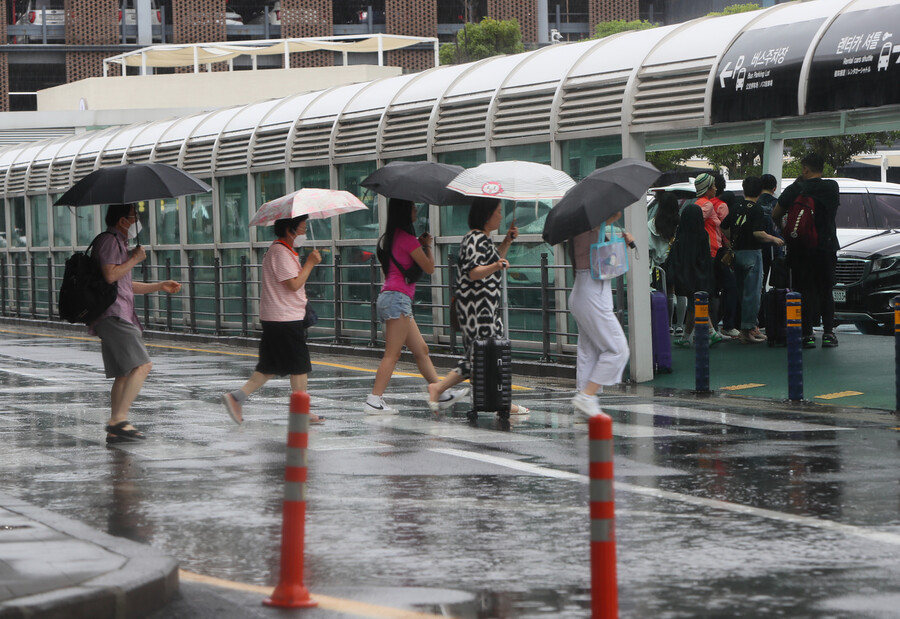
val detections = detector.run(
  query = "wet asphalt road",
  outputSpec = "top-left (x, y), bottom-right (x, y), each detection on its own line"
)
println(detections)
top-left (1, 325), bottom-right (900, 618)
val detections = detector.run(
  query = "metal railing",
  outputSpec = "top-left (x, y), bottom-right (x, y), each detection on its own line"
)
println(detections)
top-left (0, 253), bottom-right (633, 365)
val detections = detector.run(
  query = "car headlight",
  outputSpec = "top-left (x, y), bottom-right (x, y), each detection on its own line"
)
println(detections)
top-left (872, 255), bottom-right (900, 272)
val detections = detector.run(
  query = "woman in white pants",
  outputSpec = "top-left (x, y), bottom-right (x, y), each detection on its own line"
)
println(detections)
top-left (569, 211), bottom-right (632, 418)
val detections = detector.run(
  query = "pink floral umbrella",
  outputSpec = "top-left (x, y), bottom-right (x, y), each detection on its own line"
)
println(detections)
top-left (249, 188), bottom-right (367, 226)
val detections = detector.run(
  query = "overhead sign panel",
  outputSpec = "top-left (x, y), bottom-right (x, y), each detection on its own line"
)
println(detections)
top-left (807, 5), bottom-right (900, 113)
top-left (712, 20), bottom-right (824, 124)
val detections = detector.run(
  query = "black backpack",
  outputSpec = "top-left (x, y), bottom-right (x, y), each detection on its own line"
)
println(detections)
top-left (58, 232), bottom-right (118, 324)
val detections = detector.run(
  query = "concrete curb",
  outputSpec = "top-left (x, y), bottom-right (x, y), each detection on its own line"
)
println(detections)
top-left (0, 492), bottom-right (179, 619)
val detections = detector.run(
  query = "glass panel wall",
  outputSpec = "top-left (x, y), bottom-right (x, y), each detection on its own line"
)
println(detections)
top-left (438, 149), bottom-right (485, 237)
top-left (10, 197), bottom-right (26, 248)
top-left (30, 195), bottom-right (49, 247)
top-left (75, 206), bottom-right (97, 246)
top-left (0, 200), bottom-right (6, 249)
top-left (253, 170), bottom-right (285, 242)
top-left (186, 249), bottom-right (216, 332)
top-left (154, 197), bottom-right (180, 245)
top-left (561, 136), bottom-right (621, 180)
top-left (52, 196), bottom-right (72, 247)
top-left (187, 183), bottom-right (214, 244)
top-left (221, 247), bottom-right (253, 330)
top-left (296, 166), bottom-right (333, 243)
top-left (219, 175), bottom-right (249, 244)
top-left (338, 161), bottom-right (377, 240)
top-left (153, 249), bottom-right (184, 327)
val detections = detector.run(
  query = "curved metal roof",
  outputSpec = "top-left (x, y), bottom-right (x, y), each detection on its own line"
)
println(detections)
top-left (3, 0), bottom-right (899, 195)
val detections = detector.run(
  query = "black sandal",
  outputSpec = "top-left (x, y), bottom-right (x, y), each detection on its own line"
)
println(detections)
top-left (105, 421), bottom-right (146, 443)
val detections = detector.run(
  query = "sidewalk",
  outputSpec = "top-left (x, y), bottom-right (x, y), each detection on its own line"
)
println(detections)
top-left (0, 491), bottom-right (177, 619)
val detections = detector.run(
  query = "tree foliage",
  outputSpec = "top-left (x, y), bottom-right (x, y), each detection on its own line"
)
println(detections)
top-left (707, 4), bottom-right (761, 17)
top-left (591, 19), bottom-right (656, 40)
top-left (439, 18), bottom-right (524, 65)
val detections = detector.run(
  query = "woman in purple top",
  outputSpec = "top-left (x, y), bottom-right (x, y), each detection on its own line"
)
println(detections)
top-left (364, 199), bottom-right (464, 414)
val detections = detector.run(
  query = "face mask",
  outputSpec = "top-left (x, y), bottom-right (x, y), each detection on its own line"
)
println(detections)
top-left (293, 234), bottom-right (307, 248)
top-left (127, 221), bottom-right (143, 240)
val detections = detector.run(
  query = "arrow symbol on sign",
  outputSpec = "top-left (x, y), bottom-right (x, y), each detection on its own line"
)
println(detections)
top-left (719, 61), bottom-right (733, 88)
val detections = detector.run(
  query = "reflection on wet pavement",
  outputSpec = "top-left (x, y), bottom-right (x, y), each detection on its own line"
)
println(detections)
top-left (1, 327), bottom-right (900, 617)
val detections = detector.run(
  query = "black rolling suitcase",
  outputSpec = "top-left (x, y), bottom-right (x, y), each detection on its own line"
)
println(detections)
top-left (469, 338), bottom-right (512, 420)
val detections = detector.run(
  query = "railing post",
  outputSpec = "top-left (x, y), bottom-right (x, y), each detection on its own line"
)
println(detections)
top-left (165, 258), bottom-right (173, 332)
top-left (787, 292), bottom-right (803, 401)
top-left (448, 254), bottom-right (458, 353)
top-left (142, 259), bottom-right (150, 327)
top-left (368, 254), bottom-right (378, 347)
top-left (333, 255), bottom-right (343, 343)
top-left (14, 255), bottom-right (21, 318)
top-left (214, 257), bottom-right (222, 335)
top-left (188, 255), bottom-right (197, 333)
top-left (30, 254), bottom-right (37, 318)
top-left (693, 291), bottom-right (711, 393)
top-left (540, 253), bottom-right (552, 362)
top-left (0, 255), bottom-right (7, 317)
top-left (47, 256), bottom-right (54, 320)
top-left (240, 255), bottom-right (249, 337)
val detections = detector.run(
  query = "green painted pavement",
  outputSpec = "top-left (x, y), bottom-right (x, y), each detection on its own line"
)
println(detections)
top-left (645, 330), bottom-right (898, 411)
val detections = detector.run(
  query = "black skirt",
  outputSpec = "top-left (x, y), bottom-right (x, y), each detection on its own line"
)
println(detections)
top-left (255, 320), bottom-right (311, 376)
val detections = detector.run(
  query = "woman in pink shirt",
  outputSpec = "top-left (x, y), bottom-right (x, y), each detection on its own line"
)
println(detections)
top-left (222, 215), bottom-right (322, 424)
top-left (365, 199), bottom-right (464, 414)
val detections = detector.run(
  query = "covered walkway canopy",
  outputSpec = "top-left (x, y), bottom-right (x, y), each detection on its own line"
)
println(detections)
top-left (102, 33), bottom-right (440, 75)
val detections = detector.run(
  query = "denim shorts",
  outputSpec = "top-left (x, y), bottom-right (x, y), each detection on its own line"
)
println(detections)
top-left (376, 290), bottom-right (413, 322)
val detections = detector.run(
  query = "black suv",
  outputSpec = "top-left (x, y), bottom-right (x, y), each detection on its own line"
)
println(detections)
top-left (833, 229), bottom-right (900, 334)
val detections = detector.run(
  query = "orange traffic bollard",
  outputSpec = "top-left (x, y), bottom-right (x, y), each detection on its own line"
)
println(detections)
top-left (589, 413), bottom-right (618, 619)
top-left (263, 391), bottom-right (318, 608)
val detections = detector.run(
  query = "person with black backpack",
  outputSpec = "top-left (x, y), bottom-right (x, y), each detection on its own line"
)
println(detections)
top-left (721, 177), bottom-right (785, 344)
top-left (773, 153), bottom-right (841, 348)
top-left (91, 204), bottom-right (182, 444)
top-left (365, 199), bottom-right (466, 414)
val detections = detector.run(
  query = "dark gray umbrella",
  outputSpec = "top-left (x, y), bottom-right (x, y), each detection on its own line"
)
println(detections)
top-left (542, 158), bottom-right (661, 245)
top-left (361, 161), bottom-right (473, 205)
top-left (53, 163), bottom-right (212, 207)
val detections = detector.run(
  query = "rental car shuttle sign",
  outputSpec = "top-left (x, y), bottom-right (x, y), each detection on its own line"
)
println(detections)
top-left (712, 20), bottom-right (824, 123)
top-left (807, 4), bottom-right (900, 113)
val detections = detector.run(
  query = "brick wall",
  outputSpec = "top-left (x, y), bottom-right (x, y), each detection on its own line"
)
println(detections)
top-left (385, 0), bottom-right (437, 72)
top-left (589, 0), bottom-right (639, 31)
top-left (487, 0), bottom-right (537, 44)
top-left (171, 0), bottom-right (227, 72)
top-left (65, 0), bottom-right (118, 82)
top-left (0, 0), bottom-right (7, 111)
top-left (280, 0), bottom-right (333, 68)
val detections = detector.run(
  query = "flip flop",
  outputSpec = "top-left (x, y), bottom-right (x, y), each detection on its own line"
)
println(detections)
top-left (105, 421), bottom-right (146, 442)
top-left (309, 416), bottom-right (325, 425)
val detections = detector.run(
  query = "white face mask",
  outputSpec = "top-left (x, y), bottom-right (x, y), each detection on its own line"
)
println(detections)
top-left (127, 220), bottom-right (143, 240)
top-left (292, 233), bottom-right (307, 248)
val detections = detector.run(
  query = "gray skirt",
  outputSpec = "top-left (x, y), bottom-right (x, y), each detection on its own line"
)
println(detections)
top-left (94, 317), bottom-right (151, 378)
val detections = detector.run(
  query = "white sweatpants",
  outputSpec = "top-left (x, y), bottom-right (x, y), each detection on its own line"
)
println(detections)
top-left (569, 270), bottom-right (630, 392)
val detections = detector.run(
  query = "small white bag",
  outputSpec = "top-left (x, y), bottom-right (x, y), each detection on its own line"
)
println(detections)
top-left (590, 223), bottom-right (629, 280)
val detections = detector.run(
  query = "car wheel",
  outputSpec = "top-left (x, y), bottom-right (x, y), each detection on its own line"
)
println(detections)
top-left (854, 321), bottom-right (892, 335)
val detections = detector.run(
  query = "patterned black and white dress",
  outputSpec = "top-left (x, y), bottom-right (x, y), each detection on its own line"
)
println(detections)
top-left (454, 229), bottom-right (504, 378)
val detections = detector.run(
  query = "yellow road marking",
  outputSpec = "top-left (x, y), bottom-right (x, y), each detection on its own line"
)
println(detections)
top-left (719, 383), bottom-right (765, 391)
top-left (0, 327), bottom-right (529, 390)
top-left (179, 570), bottom-right (458, 619)
top-left (815, 391), bottom-right (864, 400)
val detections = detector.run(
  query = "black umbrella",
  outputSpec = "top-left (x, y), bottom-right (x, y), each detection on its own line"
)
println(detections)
top-left (53, 163), bottom-right (212, 207)
top-left (361, 161), bottom-right (473, 206)
top-left (542, 158), bottom-right (661, 245)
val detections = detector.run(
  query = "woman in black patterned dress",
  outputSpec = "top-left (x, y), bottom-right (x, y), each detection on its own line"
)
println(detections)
top-left (427, 197), bottom-right (528, 415)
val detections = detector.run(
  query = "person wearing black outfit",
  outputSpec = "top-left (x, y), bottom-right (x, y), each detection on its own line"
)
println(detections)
top-left (773, 153), bottom-right (840, 348)
top-left (721, 177), bottom-right (785, 344)
top-left (756, 174), bottom-right (784, 288)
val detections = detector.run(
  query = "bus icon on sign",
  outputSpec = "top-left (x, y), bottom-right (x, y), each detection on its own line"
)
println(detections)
top-left (735, 67), bottom-right (746, 90)
top-left (878, 42), bottom-right (892, 71)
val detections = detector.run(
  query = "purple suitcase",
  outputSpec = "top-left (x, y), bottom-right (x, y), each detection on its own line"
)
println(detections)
top-left (651, 290), bottom-right (672, 374)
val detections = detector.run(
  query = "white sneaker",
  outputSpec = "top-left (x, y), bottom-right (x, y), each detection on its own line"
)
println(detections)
top-left (438, 386), bottom-right (469, 410)
top-left (721, 328), bottom-right (740, 338)
top-left (572, 392), bottom-right (601, 418)
top-left (364, 397), bottom-right (398, 415)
